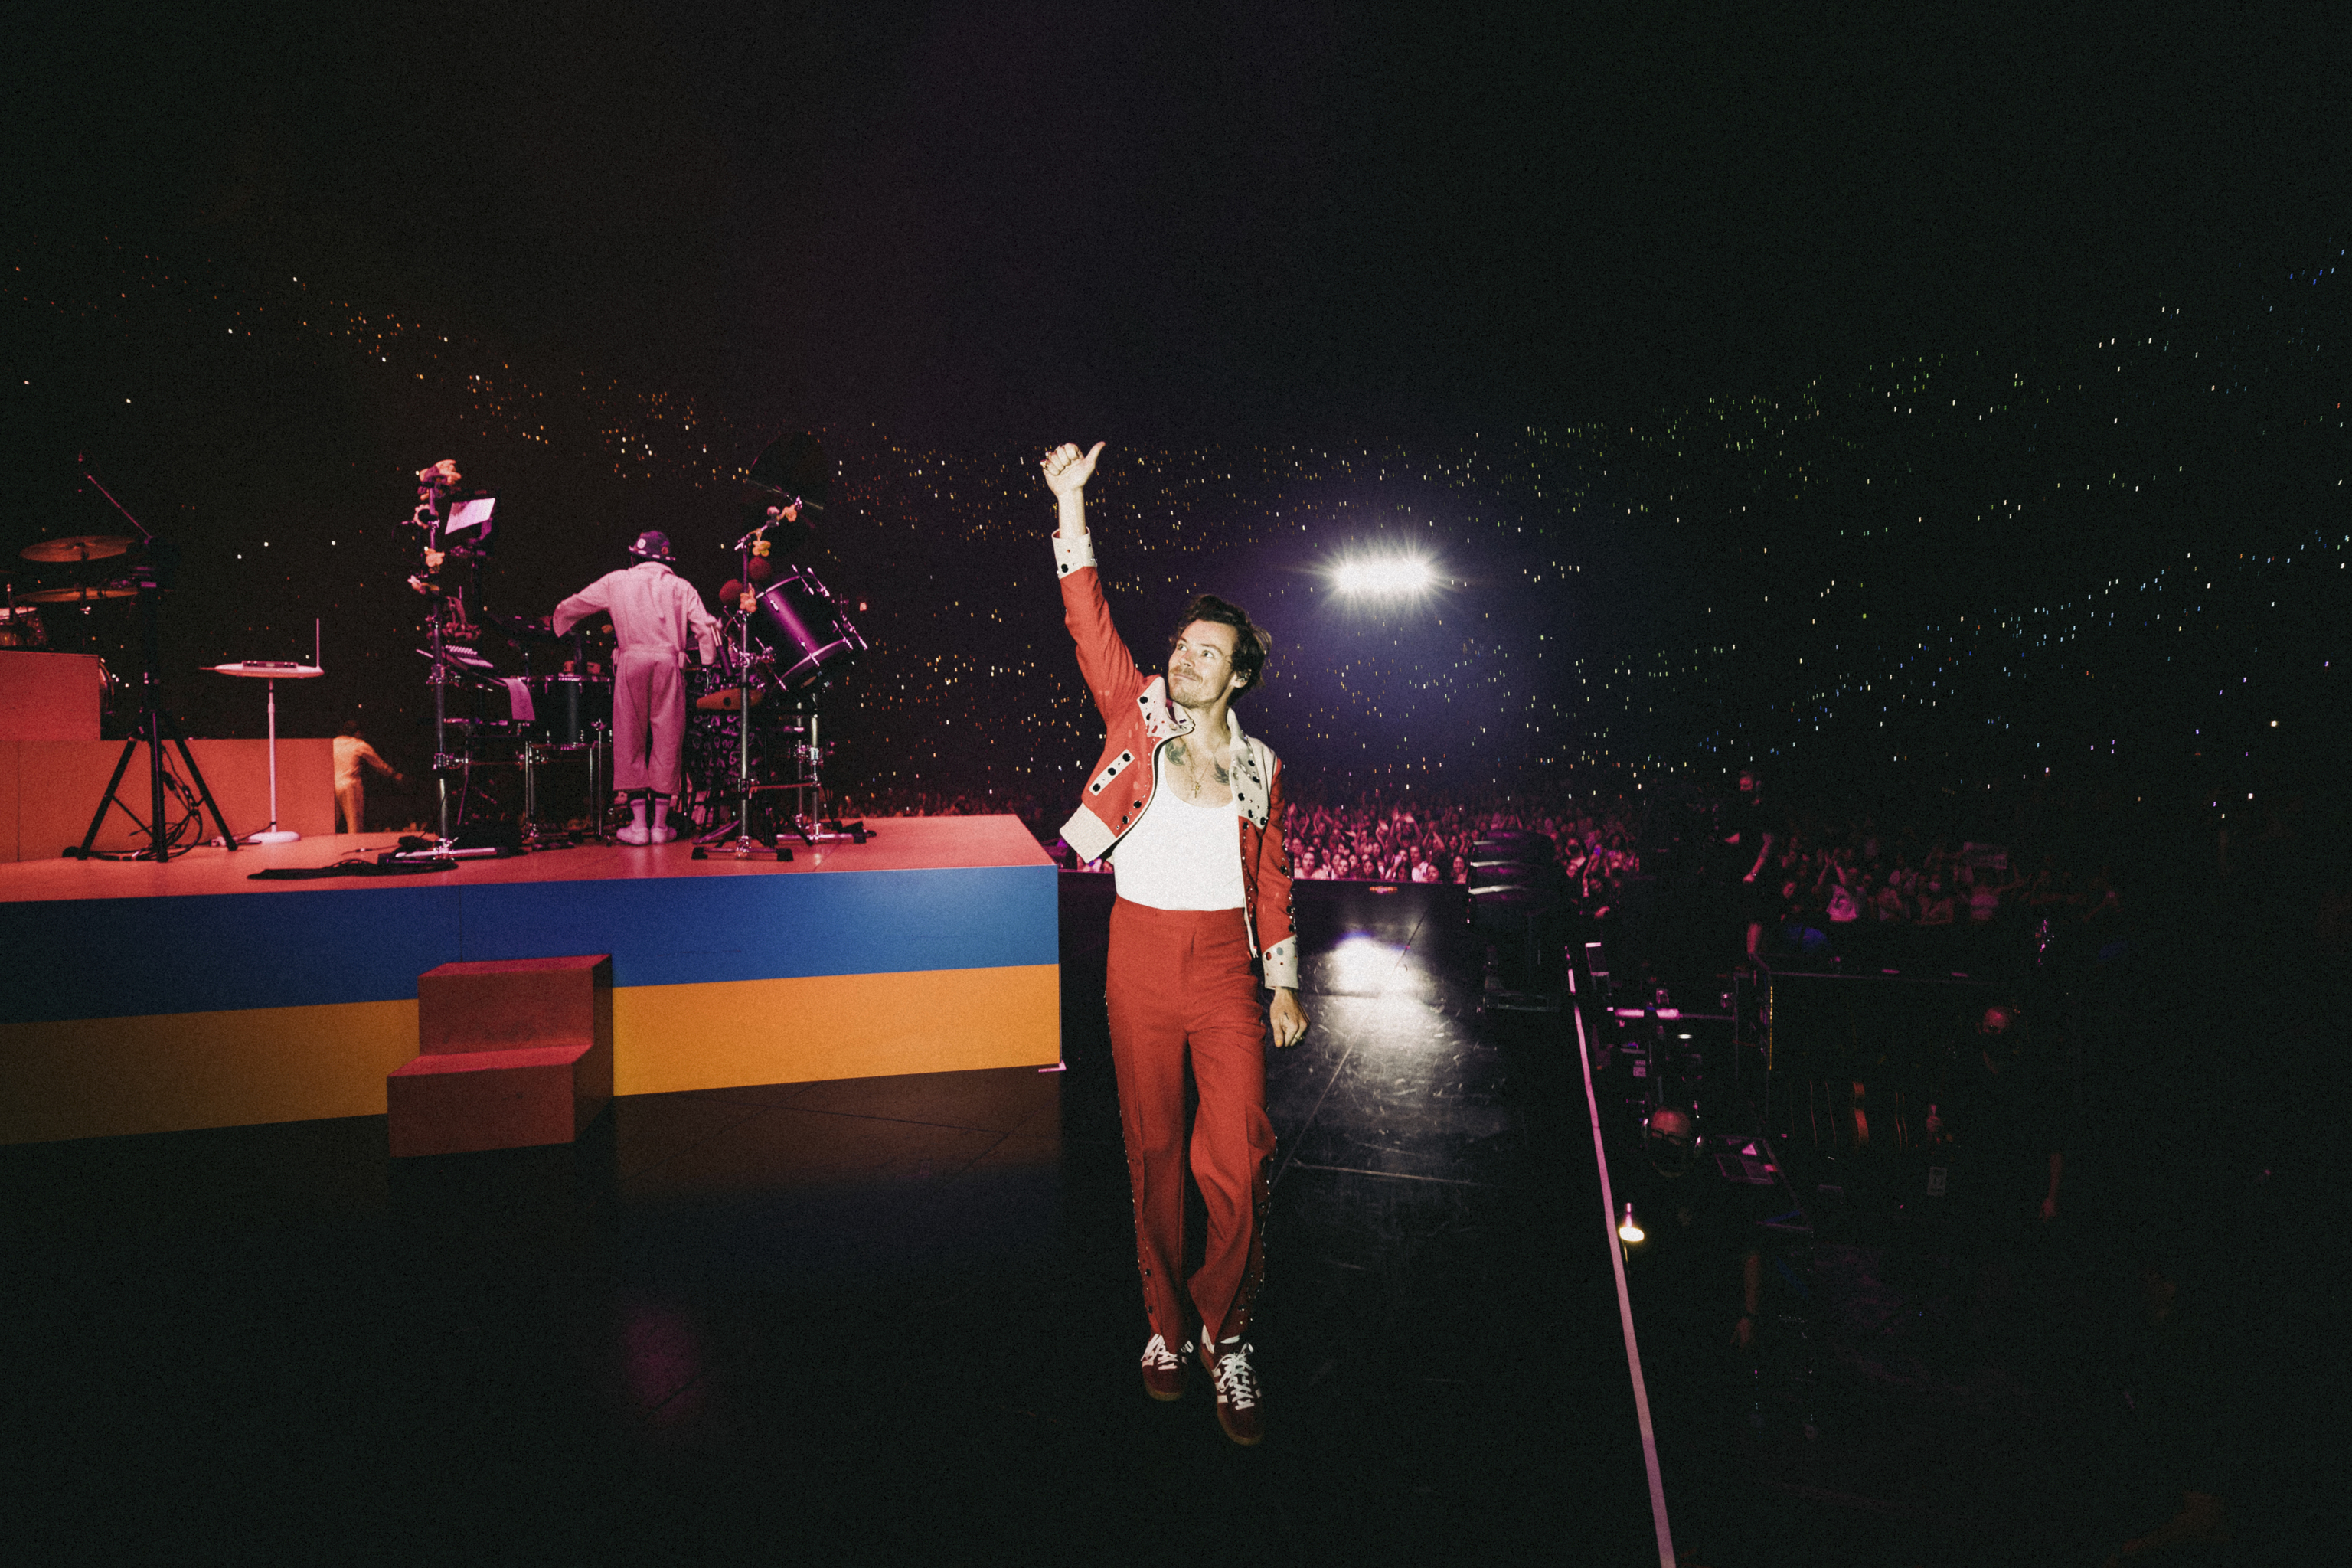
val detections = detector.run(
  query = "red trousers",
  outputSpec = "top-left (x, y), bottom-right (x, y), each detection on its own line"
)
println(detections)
top-left (1106, 899), bottom-right (1276, 1347)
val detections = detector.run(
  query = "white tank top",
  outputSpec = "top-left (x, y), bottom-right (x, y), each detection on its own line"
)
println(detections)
top-left (1112, 750), bottom-right (1246, 910)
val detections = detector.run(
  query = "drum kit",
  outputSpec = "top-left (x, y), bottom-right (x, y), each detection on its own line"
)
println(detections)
top-left (8, 436), bottom-right (867, 862)
top-left (403, 431), bottom-right (868, 857)
top-left (685, 564), bottom-right (870, 855)
top-left (688, 427), bottom-right (869, 854)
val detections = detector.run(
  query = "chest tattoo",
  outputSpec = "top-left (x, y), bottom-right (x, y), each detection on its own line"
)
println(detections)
top-left (1165, 739), bottom-right (1233, 802)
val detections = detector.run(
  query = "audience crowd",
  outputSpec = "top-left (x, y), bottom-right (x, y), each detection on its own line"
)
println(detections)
top-left (1281, 789), bottom-right (1643, 891)
top-left (840, 782), bottom-right (1654, 893)
top-left (835, 780), bottom-right (2147, 977)
top-left (1736, 811), bottom-right (2126, 975)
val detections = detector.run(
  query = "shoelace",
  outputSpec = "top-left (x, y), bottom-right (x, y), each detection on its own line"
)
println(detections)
top-left (1142, 1334), bottom-right (1186, 1371)
top-left (1209, 1342), bottom-right (1259, 1409)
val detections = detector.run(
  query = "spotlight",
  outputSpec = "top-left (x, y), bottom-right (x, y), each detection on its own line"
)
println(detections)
top-left (1331, 553), bottom-right (1436, 597)
top-left (1618, 1202), bottom-right (1645, 1244)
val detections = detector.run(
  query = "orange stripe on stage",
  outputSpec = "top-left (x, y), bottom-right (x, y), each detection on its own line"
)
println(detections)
top-left (0, 999), bottom-right (420, 1145)
top-left (0, 966), bottom-right (1062, 1145)
top-left (614, 965), bottom-right (1063, 1095)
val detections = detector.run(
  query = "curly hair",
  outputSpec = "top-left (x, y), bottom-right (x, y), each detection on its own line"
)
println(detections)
top-left (1171, 593), bottom-right (1271, 696)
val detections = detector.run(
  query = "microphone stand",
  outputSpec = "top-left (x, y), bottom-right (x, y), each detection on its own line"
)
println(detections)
top-left (699, 522), bottom-right (798, 859)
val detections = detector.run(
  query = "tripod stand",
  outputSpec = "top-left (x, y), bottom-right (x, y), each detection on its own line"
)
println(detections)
top-left (69, 560), bottom-right (237, 861)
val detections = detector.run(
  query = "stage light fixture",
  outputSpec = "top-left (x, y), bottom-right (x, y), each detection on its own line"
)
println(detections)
top-left (1618, 1202), bottom-right (1645, 1244)
top-left (1330, 553), bottom-right (1436, 598)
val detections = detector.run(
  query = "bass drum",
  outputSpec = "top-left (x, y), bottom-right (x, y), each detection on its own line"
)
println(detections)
top-left (528, 670), bottom-right (611, 748)
top-left (753, 567), bottom-right (867, 691)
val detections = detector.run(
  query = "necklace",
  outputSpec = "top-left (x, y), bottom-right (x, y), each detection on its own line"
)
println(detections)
top-left (1164, 732), bottom-right (1232, 805)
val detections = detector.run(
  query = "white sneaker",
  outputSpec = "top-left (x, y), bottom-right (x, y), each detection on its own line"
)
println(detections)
top-left (650, 825), bottom-right (677, 843)
top-left (616, 822), bottom-right (651, 845)
top-left (1141, 1333), bottom-right (1189, 1402)
top-left (1198, 1332), bottom-right (1263, 1445)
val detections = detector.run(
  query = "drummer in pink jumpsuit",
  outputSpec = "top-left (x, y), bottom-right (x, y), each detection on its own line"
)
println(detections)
top-left (553, 530), bottom-right (722, 844)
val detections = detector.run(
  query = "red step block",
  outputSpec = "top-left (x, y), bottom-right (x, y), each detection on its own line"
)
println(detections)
top-left (388, 955), bottom-right (613, 1158)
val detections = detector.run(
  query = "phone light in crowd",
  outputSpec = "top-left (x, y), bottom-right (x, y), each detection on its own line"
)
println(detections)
top-left (1330, 553), bottom-right (1436, 597)
top-left (1617, 1202), bottom-right (1645, 1245)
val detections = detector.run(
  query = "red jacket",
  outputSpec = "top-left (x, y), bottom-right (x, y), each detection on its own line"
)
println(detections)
top-left (1054, 528), bottom-right (1298, 991)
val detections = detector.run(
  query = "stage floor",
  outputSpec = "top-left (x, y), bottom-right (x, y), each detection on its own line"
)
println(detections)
top-left (0, 816), bottom-right (1060, 1144)
top-left (0, 814), bottom-right (1047, 900)
top-left (0, 877), bottom-right (1658, 1562)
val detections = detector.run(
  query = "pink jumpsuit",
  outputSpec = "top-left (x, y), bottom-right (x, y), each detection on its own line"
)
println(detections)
top-left (553, 560), bottom-right (720, 796)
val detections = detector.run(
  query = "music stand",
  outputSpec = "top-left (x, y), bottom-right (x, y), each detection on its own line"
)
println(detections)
top-left (441, 495), bottom-right (496, 549)
top-left (208, 661), bottom-right (325, 842)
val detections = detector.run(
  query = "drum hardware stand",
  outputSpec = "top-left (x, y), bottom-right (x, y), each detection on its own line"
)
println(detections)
top-left (502, 636), bottom-right (568, 851)
top-left (406, 459), bottom-right (498, 854)
top-left (518, 736), bottom-right (546, 845)
top-left (692, 660), bottom-right (796, 861)
top-left (64, 467), bottom-right (237, 862)
top-left (69, 560), bottom-right (238, 861)
top-left (555, 627), bottom-right (616, 846)
top-left (430, 603), bottom-right (455, 844)
top-left (584, 717), bottom-right (612, 842)
top-left (419, 583), bottom-right (498, 847)
top-left (511, 720), bottom-right (608, 849)
top-left (691, 521), bottom-right (798, 859)
top-left (696, 433), bottom-right (855, 858)
top-left (789, 701), bottom-right (868, 845)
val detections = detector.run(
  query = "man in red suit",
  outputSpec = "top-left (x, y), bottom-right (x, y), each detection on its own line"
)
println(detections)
top-left (1043, 440), bottom-right (1308, 1447)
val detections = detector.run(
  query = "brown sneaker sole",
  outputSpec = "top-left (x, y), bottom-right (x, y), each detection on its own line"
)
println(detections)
top-left (1143, 1371), bottom-right (1186, 1403)
top-left (1198, 1341), bottom-right (1264, 1446)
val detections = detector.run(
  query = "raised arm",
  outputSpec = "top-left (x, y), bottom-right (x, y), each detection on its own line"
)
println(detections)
top-left (1043, 440), bottom-right (1104, 536)
top-left (1043, 441), bottom-right (1145, 722)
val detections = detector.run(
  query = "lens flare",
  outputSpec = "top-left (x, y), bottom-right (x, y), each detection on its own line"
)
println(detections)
top-left (1331, 554), bottom-right (1436, 596)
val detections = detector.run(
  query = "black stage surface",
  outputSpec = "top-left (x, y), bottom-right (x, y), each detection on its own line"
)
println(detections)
top-left (0, 877), bottom-right (1658, 1564)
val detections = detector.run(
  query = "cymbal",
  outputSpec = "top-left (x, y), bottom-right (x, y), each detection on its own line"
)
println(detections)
top-left (21, 534), bottom-right (134, 564)
top-left (695, 685), bottom-right (766, 712)
top-left (742, 430), bottom-right (833, 510)
top-left (17, 580), bottom-right (137, 603)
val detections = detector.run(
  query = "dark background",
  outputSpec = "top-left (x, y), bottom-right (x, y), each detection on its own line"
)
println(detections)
top-left (3, 3), bottom-right (2346, 823)
top-left (13, 3), bottom-right (2348, 438)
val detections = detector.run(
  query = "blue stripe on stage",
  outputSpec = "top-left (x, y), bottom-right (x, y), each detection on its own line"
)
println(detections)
top-left (0, 864), bottom-right (1058, 1024)
top-left (2, 886), bottom-right (466, 1027)
top-left (455, 867), bottom-right (1058, 987)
